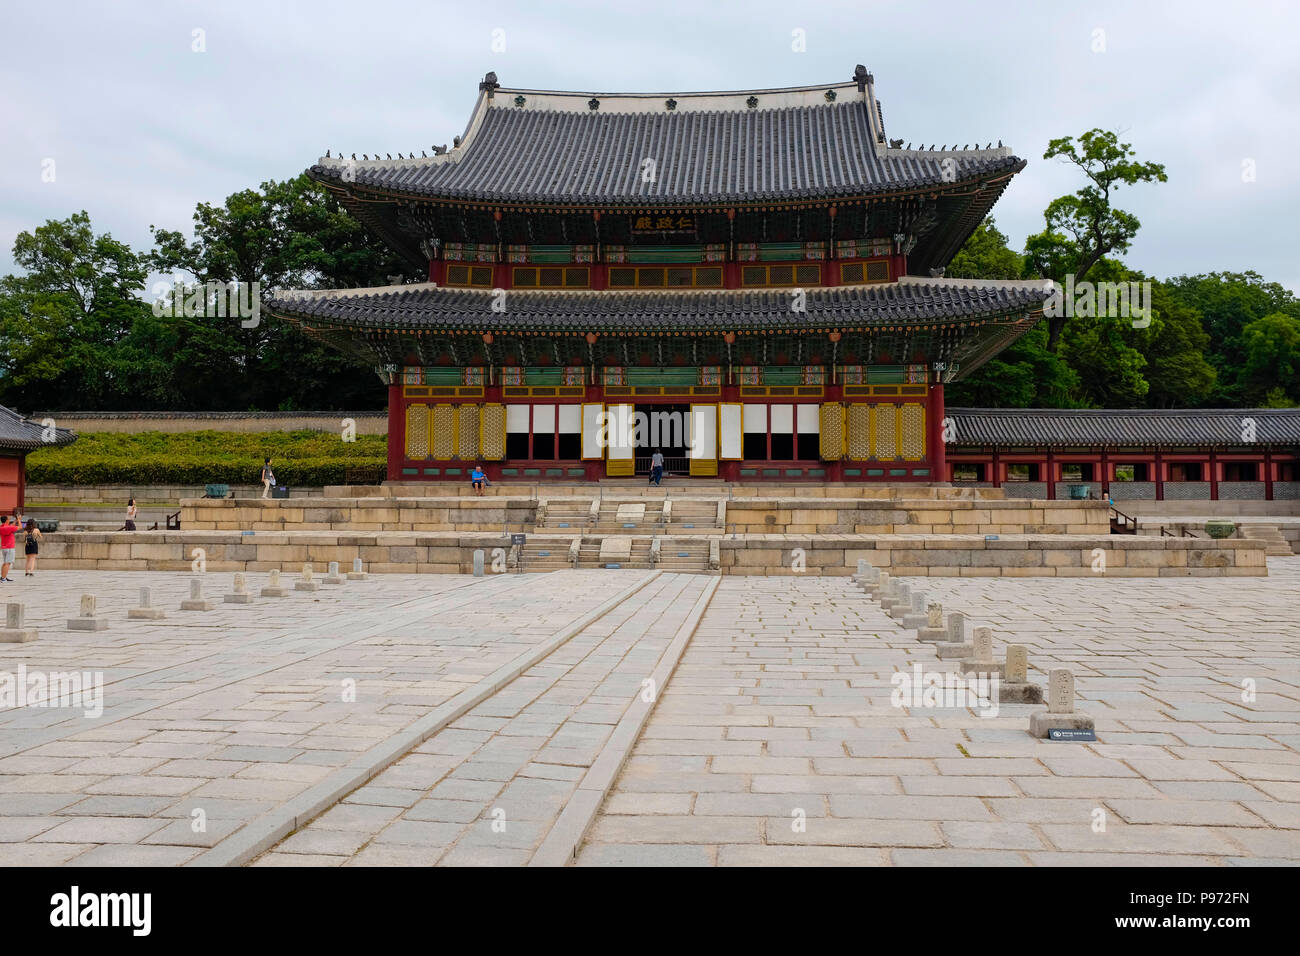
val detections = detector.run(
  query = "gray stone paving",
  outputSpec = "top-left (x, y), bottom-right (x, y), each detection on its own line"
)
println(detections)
top-left (3, 559), bottom-right (1299, 866)
top-left (575, 558), bottom-right (1300, 866)
top-left (0, 569), bottom-right (643, 865)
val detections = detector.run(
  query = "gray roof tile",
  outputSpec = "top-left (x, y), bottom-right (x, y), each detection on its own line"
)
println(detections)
top-left (311, 95), bottom-right (1021, 205)
top-left (948, 408), bottom-right (1300, 446)
top-left (0, 406), bottom-right (76, 452)
top-left (267, 279), bottom-right (1051, 334)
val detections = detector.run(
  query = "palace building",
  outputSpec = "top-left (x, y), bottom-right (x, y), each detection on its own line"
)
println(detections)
top-left (267, 67), bottom-right (1299, 500)
top-left (267, 66), bottom-right (1060, 483)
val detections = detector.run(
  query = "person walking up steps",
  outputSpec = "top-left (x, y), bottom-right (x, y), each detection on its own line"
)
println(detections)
top-left (650, 449), bottom-right (664, 486)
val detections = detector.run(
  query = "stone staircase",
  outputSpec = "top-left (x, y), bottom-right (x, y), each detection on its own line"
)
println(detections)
top-left (574, 535), bottom-right (653, 570)
top-left (593, 500), bottom-right (664, 533)
top-left (518, 538), bottom-right (575, 572)
top-left (1239, 524), bottom-right (1293, 556)
top-left (654, 539), bottom-right (712, 572)
top-left (535, 498), bottom-right (591, 532)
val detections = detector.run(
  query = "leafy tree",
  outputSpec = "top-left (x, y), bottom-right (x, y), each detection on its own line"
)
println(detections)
top-left (1024, 130), bottom-right (1167, 352)
top-left (945, 219), bottom-right (1024, 280)
top-left (1238, 312), bottom-right (1300, 405)
top-left (147, 174), bottom-right (421, 409)
top-left (0, 212), bottom-right (171, 410)
top-left (1141, 280), bottom-right (1217, 407)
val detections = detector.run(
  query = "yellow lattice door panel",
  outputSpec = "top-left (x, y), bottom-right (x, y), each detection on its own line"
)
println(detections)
top-left (689, 403), bottom-right (718, 476)
top-left (480, 404), bottom-right (506, 460)
top-left (431, 404), bottom-right (456, 459)
top-left (457, 405), bottom-right (480, 459)
top-left (819, 403), bottom-right (844, 460)
top-left (605, 404), bottom-right (635, 476)
top-left (899, 403), bottom-right (926, 460)
top-left (846, 404), bottom-right (871, 460)
top-left (873, 404), bottom-right (897, 459)
top-left (405, 404), bottom-right (429, 459)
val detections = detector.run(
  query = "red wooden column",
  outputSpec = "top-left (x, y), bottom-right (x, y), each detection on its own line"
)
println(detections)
top-left (386, 383), bottom-right (404, 481)
top-left (928, 383), bottom-right (947, 482)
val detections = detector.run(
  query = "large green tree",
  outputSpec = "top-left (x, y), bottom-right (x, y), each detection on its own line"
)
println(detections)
top-left (0, 211), bottom-right (177, 410)
top-left (1025, 129), bottom-right (1167, 352)
top-left (147, 174), bottom-right (421, 409)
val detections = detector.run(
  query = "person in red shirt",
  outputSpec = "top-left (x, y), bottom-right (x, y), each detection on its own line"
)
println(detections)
top-left (0, 516), bottom-right (17, 582)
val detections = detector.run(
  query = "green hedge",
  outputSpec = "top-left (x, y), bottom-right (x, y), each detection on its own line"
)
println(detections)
top-left (26, 430), bottom-right (388, 486)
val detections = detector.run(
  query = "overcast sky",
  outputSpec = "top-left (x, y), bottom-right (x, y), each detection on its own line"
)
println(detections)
top-left (3, 0), bottom-right (1296, 291)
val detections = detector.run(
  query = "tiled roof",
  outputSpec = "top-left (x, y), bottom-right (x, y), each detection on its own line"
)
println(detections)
top-left (309, 76), bottom-right (1022, 206)
top-left (948, 408), bottom-right (1300, 447)
top-left (0, 406), bottom-right (76, 452)
top-left (266, 278), bottom-right (1053, 334)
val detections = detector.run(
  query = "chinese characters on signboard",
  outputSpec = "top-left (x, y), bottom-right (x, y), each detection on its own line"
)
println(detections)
top-left (631, 215), bottom-right (696, 236)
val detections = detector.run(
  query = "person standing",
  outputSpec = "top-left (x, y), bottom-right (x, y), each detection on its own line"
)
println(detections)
top-left (124, 497), bottom-right (137, 531)
top-left (650, 449), bottom-right (665, 486)
top-left (0, 516), bottom-right (17, 582)
top-left (23, 518), bottom-right (41, 576)
top-left (261, 458), bottom-right (275, 498)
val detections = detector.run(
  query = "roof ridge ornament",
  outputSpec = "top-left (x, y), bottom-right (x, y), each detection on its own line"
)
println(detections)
top-left (479, 72), bottom-right (500, 96)
top-left (853, 64), bottom-right (871, 92)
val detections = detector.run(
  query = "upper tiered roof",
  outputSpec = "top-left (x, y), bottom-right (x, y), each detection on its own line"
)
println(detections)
top-left (310, 66), bottom-right (1023, 207)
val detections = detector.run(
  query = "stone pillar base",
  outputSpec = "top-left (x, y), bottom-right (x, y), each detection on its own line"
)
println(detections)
top-left (0, 628), bottom-right (37, 643)
top-left (1000, 682), bottom-right (1044, 704)
top-left (128, 608), bottom-right (165, 620)
top-left (223, 594), bottom-right (254, 604)
top-left (935, 642), bottom-right (972, 660)
top-left (959, 660), bottom-right (1006, 678)
top-left (68, 618), bottom-right (109, 631)
top-left (346, 572), bottom-right (370, 581)
top-left (180, 600), bottom-right (215, 611)
top-left (294, 581), bottom-right (321, 592)
top-left (916, 627), bottom-right (947, 642)
top-left (901, 612), bottom-right (927, 629)
top-left (1029, 711), bottom-right (1094, 738)
top-left (261, 586), bottom-right (290, 597)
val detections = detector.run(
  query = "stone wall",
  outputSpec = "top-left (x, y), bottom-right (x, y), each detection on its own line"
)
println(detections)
top-left (718, 534), bottom-right (1267, 577)
top-left (722, 497), bottom-right (1110, 535)
top-left (180, 496), bottom-right (537, 532)
top-left (34, 530), bottom-right (1266, 577)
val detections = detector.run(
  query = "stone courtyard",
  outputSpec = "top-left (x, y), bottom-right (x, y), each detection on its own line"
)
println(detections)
top-left (1, 561), bottom-right (1297, 866)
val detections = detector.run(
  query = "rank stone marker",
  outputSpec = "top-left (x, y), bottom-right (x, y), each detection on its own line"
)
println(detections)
top-left (324, 561), bottom-right (346, 585)
top-left (224, 572), bottom-right (254, 604)
top-left (0, 602), bottom-right (37, 643)
top-left (960, 625), bottom-right (1004, 676)
top-left (1029, 668), bottom-right (1095, 738)
top-left (180, 578), bottom-right (215, 611)
top-left (67, 593), bottom-right (109, 631)
top-left (261, 568), bottom-right (290, 598)
top-left (347, 558), bottom-right (369, 581)
top-left (1000, 644), bottom-right (1044, 704)
top-left (867, 571), bottom-right (890, 601)
top-left (935, 609), bottom-right (973, 659)
top-left (295, 563), bottom-right (321, 592)
top-left (887, 582), bottom-right (913, 618)
top-left (472, 550), bottom-right (485, 577)
top-left (128, 587), bottom-right (165, 620)
top-left (901, 590), bottom-right (929, 630)
top-left (917, 601), bottom-right (947, 642)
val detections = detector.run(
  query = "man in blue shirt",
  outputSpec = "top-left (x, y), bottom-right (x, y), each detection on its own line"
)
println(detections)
top-left (471, 464), bottom-right (487, 496)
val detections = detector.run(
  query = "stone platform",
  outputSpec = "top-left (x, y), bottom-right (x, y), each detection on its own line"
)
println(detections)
top-left (32, 528), bottom-right (1267, 576)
